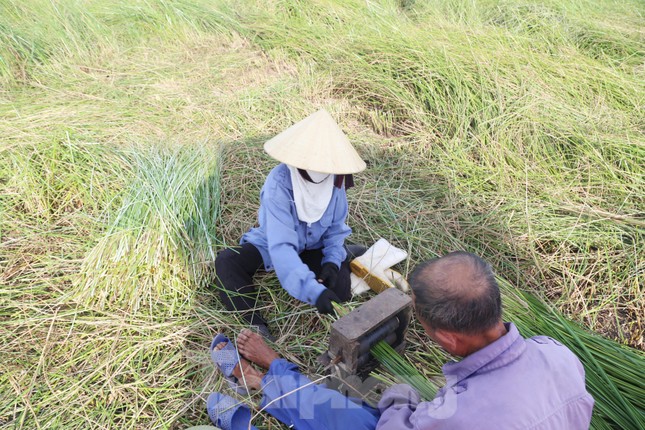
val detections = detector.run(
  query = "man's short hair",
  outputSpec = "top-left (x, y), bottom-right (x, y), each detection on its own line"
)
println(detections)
top-left (410, 251), bottom-right (501, 334)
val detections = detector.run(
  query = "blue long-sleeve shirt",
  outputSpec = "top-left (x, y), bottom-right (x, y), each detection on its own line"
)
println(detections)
top-left (260, 358), bottom-right (379, 429)
top-left (241, 164), bottom-right (351, 305)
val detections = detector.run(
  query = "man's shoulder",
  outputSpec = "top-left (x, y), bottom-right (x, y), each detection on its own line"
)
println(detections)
top-left (524, 334), bottom-right (581, 364)
top-left (514, 333), bottom-right (587, 390)
top-left (527, 335), bottom-right (565, 347)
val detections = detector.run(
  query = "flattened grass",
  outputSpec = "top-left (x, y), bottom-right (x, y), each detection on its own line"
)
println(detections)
top-left (1, 0), bottom-right (644, 428)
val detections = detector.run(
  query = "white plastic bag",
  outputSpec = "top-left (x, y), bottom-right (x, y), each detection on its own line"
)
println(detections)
top-left (350, 238), bottom-right (409, 295)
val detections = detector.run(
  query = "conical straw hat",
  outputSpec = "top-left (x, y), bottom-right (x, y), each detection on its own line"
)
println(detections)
top-left (264, 109), bottom-right (366, 174)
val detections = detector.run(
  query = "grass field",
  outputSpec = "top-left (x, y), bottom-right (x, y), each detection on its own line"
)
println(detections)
top-left (1, 0), bottom-right (643, 428)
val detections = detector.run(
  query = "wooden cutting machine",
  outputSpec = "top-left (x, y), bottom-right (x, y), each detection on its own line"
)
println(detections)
top-left (321, 287), bottom-right (412, 375)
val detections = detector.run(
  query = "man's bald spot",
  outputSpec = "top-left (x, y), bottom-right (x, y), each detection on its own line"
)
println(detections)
top-left (418, 253), bottom-right (490, 300)
top-left (410, 251), bottom-right (502, 334)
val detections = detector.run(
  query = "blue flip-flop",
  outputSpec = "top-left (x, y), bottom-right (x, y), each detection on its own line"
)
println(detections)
top-left (206, 392), bottom-right (257, 430)
top-left (210, 333), bottom-right (252, 395)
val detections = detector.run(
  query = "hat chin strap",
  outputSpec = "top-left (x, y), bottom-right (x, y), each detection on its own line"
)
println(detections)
top-left (297, 168), bottom-right (330, 184)
top-left (300, 168), bottom-right (354, 190)
top-left (307, 170), bottom-right (331, 183)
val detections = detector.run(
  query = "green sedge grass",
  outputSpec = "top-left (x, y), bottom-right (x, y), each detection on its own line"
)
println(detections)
top-left (1, 0), bottom-right (643, 428)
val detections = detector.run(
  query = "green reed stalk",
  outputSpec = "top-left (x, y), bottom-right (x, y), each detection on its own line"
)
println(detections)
top-left (370, 340), bottom-right (438, 401)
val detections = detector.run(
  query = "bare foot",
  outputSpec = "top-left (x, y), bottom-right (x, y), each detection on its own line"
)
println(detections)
top-left (237, 328), bottom-right (281, 369)
top-left (214, 341), bottom-right (264, 390)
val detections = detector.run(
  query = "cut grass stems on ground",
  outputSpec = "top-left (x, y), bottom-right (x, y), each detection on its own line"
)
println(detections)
top-left (1, 0), bottom-right (643, 428)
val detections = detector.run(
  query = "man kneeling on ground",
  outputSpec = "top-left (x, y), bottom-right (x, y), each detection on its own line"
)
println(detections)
top-left (207, 251), bottom-right (594, 429)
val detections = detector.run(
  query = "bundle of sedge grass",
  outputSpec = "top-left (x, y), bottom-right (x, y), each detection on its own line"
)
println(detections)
top-left (73, 143), bottom-right (222, 315)
top-left (499, 280), bottom-right (645, 430)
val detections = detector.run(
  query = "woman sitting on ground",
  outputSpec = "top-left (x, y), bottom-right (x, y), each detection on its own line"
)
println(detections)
top-left (214, 109), bottom-right (366, 338)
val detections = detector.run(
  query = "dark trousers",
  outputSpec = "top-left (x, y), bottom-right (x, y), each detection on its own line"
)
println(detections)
top-left (214, 243), bottom-right (352, 327)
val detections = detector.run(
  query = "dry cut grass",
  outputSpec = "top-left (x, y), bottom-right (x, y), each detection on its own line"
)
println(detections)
top-left (1, 0), bottom-right (643, 429)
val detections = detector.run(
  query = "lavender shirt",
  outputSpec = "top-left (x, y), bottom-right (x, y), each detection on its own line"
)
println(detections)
top-left (376, 323), bottom-right (594, 429)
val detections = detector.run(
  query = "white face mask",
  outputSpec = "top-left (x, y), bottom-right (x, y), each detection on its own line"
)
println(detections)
top-left (287, 166), bottom-right (334, 225)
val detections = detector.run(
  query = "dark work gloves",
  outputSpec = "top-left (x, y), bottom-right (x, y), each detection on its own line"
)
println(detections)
top-left (315, 263), bottom-right (341, 314)
top-left (315, 289), bottom-right (340, 315)
top-left (317, 262), bottom-right (339, 289)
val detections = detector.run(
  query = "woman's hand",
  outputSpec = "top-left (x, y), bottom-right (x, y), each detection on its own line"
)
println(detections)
top-left (315, 289), bottom-right (340, 315)
top-left (317, 262), bottom-right (339, 289)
